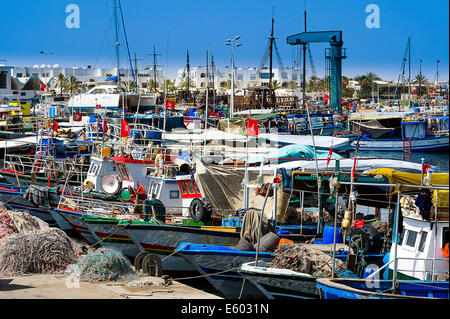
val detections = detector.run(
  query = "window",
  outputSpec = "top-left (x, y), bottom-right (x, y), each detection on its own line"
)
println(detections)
top-left (0, 71), bottom-right (6, 89)
top-left (185, 181), bottom-right (195, 194)
top-left (406, 230), bottom-right (418, 247)
top-left (200, 73), bottom-right (206, 78)
top-left (418, 232), bottom-right (428, 252)
top-left (16, 73), bottom-right (23, 78)
top-left (116, 163), bottom-right (132, 181)
top-left (237, 74), bottom-right (244, 81)
top-left (399, 230), bottom-right (405, 245)
top-left (250, 75), bottom-right (256, 80)
top-left (150, 182), bottom-right (160, 196)
top-left (169, 190), bottom-right (179, 199)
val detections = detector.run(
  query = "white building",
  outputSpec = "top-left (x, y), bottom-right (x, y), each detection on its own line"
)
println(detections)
top-left (10, 64), bottom-right (164, 89)
top-left (174, 65), bottom-right (301, 92)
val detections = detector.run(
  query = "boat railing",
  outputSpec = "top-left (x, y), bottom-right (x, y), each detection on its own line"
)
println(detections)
top-left (365, 256), bottom-right (448, 282)
top-left (3, 153), bottom-right (89, 184)
top-left (57, 193), bottom-right (236, 222)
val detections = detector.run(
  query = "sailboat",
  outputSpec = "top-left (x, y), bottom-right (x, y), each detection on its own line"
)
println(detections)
top-left (67, 0), bottom-right (157, 114)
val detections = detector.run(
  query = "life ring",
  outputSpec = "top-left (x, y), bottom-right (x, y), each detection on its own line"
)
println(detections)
top-left (189, 198), bottom-right (212, 223)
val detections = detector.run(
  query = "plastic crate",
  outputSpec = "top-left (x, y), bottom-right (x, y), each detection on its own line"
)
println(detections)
top-left (221, 217), bottom-right (242, 228)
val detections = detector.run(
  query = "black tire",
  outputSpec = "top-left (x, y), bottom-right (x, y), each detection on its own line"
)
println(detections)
top-left (255, 232), bottom-right (280, 252)
top-left (348, 227), bottom-right (371, 255)
top-left (200, 198), bottom-right (213, 222)
top-left (134, 251), bottom-right (150, 272)
top-left (362, 223), bottom-right (381, 252)
top-left (142, 254), bottom-right (163, 277)
top-left (189, 198), bottom-right (212, 223)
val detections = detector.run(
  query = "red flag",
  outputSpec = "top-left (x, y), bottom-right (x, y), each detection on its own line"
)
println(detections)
top-left (326, 144), bottom-right (333, 166)
top-left (246, 118), bottom-right (259, 136)
top-left (121, 118), bottom-right (130, 137)
top-left (351, 154), bottom-right (358, 181)
top-left (103, 118), bottom-right (107, 134)
top-left (73, 112), bottom-right (82, 121)
top-left (324, 94), bottom-right (329, 103)
top-left (96, 104), bottom-right (101, 109)
top-left (422, 164), bottom-right (432, 175)
top-left (40, 81), bottom-right (46, 91)
top-left (165, 100), bottom-right (176, 110)
top-left (52, 119), bottom-right (59, 132)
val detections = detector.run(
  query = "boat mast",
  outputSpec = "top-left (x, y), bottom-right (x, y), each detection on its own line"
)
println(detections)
top-left (113, 0), bottom-right (120, 84)
top-left (269, 9), bottom-right (274, 106)
top-left (152, 45), bottom-right (158, 94)
top-left (186, 51), bottom-right (190, 101)
top-left (211, 54), bottom-right (216, 107)
top-left (408, 37), bottom-right (411, 107)
top-left (303, 1), bottom-right (307, 110)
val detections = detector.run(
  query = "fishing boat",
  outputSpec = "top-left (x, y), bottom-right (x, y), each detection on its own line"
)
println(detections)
top-left (315, 277), bottom-right (448, 299)
top-left (315, 170), bottom-right (449, 299)
top-left (349, 112), bottom-right (449, 152)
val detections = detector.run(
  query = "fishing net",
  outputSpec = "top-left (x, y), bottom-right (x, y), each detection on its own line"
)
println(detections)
top-left (270, 242), bottom-right (346, 277)
top-left (65, 248), bottom-right (138, 283)
top-left (0, 203), bottom-right (49, 246)
top-left (0, 228), bottom-right (80, 276)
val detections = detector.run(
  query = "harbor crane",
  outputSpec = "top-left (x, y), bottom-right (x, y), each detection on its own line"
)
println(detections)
top-left (287, 31), bottom-right (346, 114)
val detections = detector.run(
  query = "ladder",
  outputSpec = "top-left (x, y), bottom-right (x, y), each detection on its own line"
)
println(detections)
top-left (402, 138), bottom-right (412, 161)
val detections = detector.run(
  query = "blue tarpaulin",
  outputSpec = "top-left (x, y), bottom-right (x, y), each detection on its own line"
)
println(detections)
top-left (247, 144), bottom-right (343, 164)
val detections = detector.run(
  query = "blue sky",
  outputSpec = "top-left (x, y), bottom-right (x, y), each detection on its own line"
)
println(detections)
top-left (0, 0), bottom-right (448, 81)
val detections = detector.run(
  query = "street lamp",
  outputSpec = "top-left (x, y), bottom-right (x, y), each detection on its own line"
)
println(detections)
top-left (225, 36), bottom-right (241, 118)
top-left (39, 51), bottom-right (54, 92)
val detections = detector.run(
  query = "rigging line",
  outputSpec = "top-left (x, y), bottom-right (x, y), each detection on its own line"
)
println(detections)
top-left (117, 0), bottom-right (136, 84)
top-left (93, 13), bottom-right (115, 70)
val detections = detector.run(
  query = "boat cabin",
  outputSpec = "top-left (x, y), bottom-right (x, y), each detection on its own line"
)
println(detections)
top-left (389, 194), bottom-right (449, 281)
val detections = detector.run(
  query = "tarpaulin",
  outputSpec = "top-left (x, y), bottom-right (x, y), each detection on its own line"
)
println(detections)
top-left (366, 168), bottom-right (449, 193)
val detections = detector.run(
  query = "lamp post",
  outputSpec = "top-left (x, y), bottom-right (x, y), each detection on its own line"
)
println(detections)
top-left (225, 36), bottom-right (241, 118)
top-left (39, 51), bottom-right (54, 93)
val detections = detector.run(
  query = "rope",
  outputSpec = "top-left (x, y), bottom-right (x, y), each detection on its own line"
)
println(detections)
top-left (171, 265), bottom-right (242, 281)
top-left (86, 224), bottom-right (128, 249)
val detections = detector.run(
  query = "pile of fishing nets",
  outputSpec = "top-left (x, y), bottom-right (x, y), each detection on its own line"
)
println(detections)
top-left (270, 242), bottom-right (346, 277)
top-left (0, 228), bottom-right (80, 275)
top-left (65, 248), bottom-right (139, 283)
top-left (0, 202), bottom-right (80, 276)
top-left (0, 203), bottom-right (49, 244)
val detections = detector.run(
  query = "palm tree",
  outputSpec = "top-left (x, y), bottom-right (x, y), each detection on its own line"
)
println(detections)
top-left (220, 80), bottom-right (232, 90)
top-left (414, 74), bottom-right (427, 84)
top-left (354, 72), bottom-right (381, 99)
top-left (146, 79), bottom-right (159, 93)
top-left (287, 80), bottom-right (298, 91)
top-left (414, 74), bottom-right (428, 96)
top-left (66, 75), bottom-right (81, 96)
top-left (271, 80), bottom-right (281, 91)
top-left (162, 79), bottom-right (176, 94)
top-left (55, 73), bottom-right (68, 95)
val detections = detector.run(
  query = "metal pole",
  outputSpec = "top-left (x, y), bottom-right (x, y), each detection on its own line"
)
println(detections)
top-left (231, 43), bottom-right (235, 118)
top-left (255, 185), bottom-right (271, 267)
top-left (392, 187), bottom-right (401, 288)
top-left (332, 185), bottom-right (338, 278)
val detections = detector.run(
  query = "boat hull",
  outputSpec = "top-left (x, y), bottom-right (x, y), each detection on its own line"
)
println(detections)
top-left (239, 262), bottom-right (319, 299)
top-left (54, 208), bottom-right (242, 271)
top-left (353, 136), bottom-right (449, 152)
top-left (316, 278), bottom-right (449, 299)
top-left (177, 243), bottom-right (275, 298)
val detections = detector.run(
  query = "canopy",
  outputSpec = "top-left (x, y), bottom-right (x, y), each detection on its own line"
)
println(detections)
top-left (366, 168), bottom-right (449, 193)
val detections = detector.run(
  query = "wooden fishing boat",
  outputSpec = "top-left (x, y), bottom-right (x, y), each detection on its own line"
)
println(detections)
top-left (316, 277), bottom-right (449, 299)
